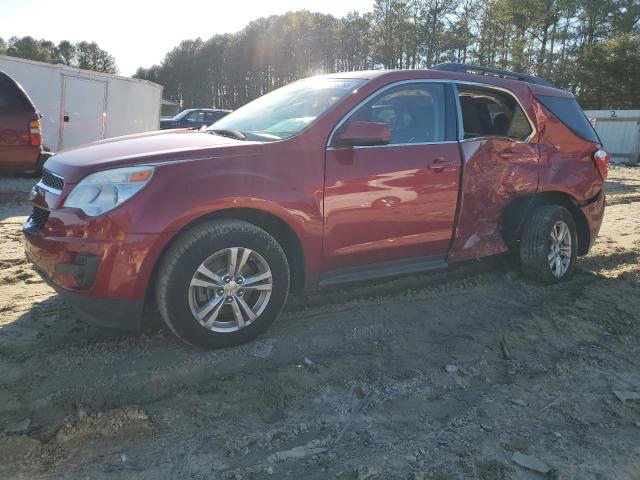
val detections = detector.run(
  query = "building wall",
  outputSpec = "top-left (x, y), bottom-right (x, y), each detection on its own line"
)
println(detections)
top-left (584, 110), bottom-right (640, 165)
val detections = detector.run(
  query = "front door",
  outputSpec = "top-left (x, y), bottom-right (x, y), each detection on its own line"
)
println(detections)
top-left (323, 81), bottom-right (461, 273)
top-left (61, 76), bottom-right (107, 150)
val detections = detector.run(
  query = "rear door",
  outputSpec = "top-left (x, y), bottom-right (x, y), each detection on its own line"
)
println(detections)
top-left (323, 81), bottom-right (461, 273)
top-left (61, 76), bottom-right (107, 149)
top-left (204, 111), bottom-right (221, 126)
top-left (448, 84), bottom-right (539, 262)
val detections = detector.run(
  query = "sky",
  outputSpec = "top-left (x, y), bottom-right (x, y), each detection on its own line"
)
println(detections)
top-left (0, 0), bottom-right (374, 76)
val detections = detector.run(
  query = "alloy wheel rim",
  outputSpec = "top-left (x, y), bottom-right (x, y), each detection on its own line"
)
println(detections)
top-left (188, 247), bottom-right (273, 332)
top-left (548, 220), bottom-right (572, 278)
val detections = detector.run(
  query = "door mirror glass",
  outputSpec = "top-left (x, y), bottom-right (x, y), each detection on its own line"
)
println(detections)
top-left (335, 121), bottom-right (391, 147)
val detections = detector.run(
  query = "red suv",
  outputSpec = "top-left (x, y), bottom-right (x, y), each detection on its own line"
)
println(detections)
top-left (0, 70), bottom-right (45, 176)
top-left (23, 64), bottom-right (608, 349)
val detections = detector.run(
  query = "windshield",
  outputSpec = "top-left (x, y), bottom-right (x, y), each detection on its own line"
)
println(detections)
top-left (208, 77), bottom-right (365, 141)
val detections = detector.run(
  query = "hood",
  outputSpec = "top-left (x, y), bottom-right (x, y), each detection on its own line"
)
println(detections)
top-left (45, 129), bottom-right (260, 184)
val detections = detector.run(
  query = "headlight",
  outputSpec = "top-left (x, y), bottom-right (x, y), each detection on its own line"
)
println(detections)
top-left (64, 166), bottom-right (155, 216)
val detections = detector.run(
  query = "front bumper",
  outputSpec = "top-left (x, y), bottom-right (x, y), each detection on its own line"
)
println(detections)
top-left (29, 258), bottom-right (144, 331)
top-left (23, 216), bottom-right (167, 331)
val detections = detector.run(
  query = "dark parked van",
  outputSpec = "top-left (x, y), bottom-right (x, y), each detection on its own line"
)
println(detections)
top-left (160, 108), bottom-right (231, 130)
top-left (0, 70), bottom-right (45, 175)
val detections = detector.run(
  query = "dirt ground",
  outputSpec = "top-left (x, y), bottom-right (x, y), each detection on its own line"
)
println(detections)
top-left (0, 167), bottom-right (639, 480)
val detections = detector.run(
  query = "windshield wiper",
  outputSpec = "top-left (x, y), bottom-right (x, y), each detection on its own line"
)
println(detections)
top-left (207, 128), bottom-right (246, 140)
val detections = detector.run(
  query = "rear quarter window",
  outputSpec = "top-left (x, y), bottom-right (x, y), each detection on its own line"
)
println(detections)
top-left (536, 95), bottom-right (600, 143)
top-left (0, 74), bottom-right (25, 109)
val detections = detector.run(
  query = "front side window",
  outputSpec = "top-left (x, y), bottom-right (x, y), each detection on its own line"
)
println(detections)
top-left (210, 77), bottom-right (364, 141)
top-left (341, 83), bottom-right (446, 145)
top-left (457, 86), bottom-right (533, 141)
top-left (186, 111), bottom-right (206, 123)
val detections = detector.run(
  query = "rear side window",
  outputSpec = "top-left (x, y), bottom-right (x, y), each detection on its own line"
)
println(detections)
top-left (205, 111), bottom-right (225, 123)
top-left (457, 86), bottom-right (533, 141)
top-left (0, 75), bottom-right (24, 109)
top-left (536, 95), bottom-right (600, 143)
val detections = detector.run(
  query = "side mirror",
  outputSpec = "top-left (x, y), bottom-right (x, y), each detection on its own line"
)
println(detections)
top-left (334, 121), bottom-right (391, 147)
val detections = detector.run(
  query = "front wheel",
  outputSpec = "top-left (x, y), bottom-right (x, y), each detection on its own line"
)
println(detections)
top-left (155, 220), bottom-right (290, 349)
top-left (520, 205), bottom-right (577, 284)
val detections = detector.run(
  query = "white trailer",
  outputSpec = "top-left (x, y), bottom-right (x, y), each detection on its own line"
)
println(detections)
top-left (0, 55), bottom-right (163, 153)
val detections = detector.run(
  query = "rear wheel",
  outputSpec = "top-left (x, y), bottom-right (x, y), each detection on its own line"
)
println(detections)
top-left (156, 220), bottom-right (290, 349)
top-left (520, 205), bottom-right (577, 284)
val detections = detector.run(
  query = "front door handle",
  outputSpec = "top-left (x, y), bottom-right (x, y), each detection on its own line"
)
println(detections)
top-left (428, 157), bottom-right (455, 172)
top-left (498, 149), bottom-right (521, 159)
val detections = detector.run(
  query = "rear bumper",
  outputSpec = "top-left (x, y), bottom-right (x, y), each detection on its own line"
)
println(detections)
top-left (0, 147), bottom-right (42, 174)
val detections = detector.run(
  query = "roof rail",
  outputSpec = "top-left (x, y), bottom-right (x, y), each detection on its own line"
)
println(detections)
top-left (431, 63), bottom-right (556, 88)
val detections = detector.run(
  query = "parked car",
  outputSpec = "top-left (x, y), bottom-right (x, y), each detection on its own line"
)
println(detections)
top-left (24, 64), bottom-right (608, 349)
top-left (0, 69), bottom-right (47, 175)
top-left (160, 108), bottom-right (230, 130)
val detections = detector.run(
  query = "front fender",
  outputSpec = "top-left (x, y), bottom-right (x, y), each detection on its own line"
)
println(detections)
top-left (107, 155), bottom-right (324, 294)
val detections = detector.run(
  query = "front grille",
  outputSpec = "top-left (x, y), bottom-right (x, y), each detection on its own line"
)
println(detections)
top-left (41, 169), bottom-right (64, 191)
top-left (30, 206), bottom-right (50, 229)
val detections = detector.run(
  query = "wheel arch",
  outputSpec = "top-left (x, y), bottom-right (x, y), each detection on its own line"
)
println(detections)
top-left (500, 191), bottom-right (591, 256)
top-left (146, 207), bottom-right (307, 303)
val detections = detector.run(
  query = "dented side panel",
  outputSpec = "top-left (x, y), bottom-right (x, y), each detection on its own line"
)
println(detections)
top-left (533, 102), bottom-right (603, 203)
top-left (448, 138), bottom-right (539, 262)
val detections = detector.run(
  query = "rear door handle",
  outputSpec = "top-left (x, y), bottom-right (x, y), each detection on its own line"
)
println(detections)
top-left (428, 157), bottom-right (455, 172)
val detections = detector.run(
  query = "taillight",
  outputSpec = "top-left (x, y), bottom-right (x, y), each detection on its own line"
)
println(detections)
top-left (29, 118), bottom-right (42, 146)
top-left (593, 148), bottom-right (610, 180)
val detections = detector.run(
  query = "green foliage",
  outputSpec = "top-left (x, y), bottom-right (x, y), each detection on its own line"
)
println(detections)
top-left (75, 41), bottom-right (117, 74)
top-left (2, 37), bottom-right (117, 74)
top-left (6, 36), bottom-right (52, 62)
top-left (56, 40), bottom-right (76, 66)
top-left (577, 34), bottom-right (640, 109)
top-left (133, 3), bottom-right (638, 110)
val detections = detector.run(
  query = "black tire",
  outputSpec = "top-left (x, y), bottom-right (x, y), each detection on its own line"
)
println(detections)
top-left (155, 220), bottom-right (290, 349)
top-left (520, 205), bottom-right (577, 284)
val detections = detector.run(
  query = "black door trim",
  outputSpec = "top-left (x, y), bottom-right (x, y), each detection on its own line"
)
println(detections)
top-left (317, 255), bottom-right (447, 287)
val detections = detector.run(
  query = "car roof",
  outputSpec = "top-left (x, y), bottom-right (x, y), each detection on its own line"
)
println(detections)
top-left (181, 108), bottom-right (231, 113)
top-left (323, 69), bottom-right (573, 98)
top-left (195, 108), bottom-right (231, 112)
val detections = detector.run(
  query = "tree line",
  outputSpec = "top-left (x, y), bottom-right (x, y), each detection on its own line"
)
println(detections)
top-left (0, 36), bottom-right (117, 74)
top-left (134, 0), bottom-right (639, 111)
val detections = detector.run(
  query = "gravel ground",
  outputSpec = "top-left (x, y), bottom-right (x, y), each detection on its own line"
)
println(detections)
top-left (0, 166), bottom-right (639, 480)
